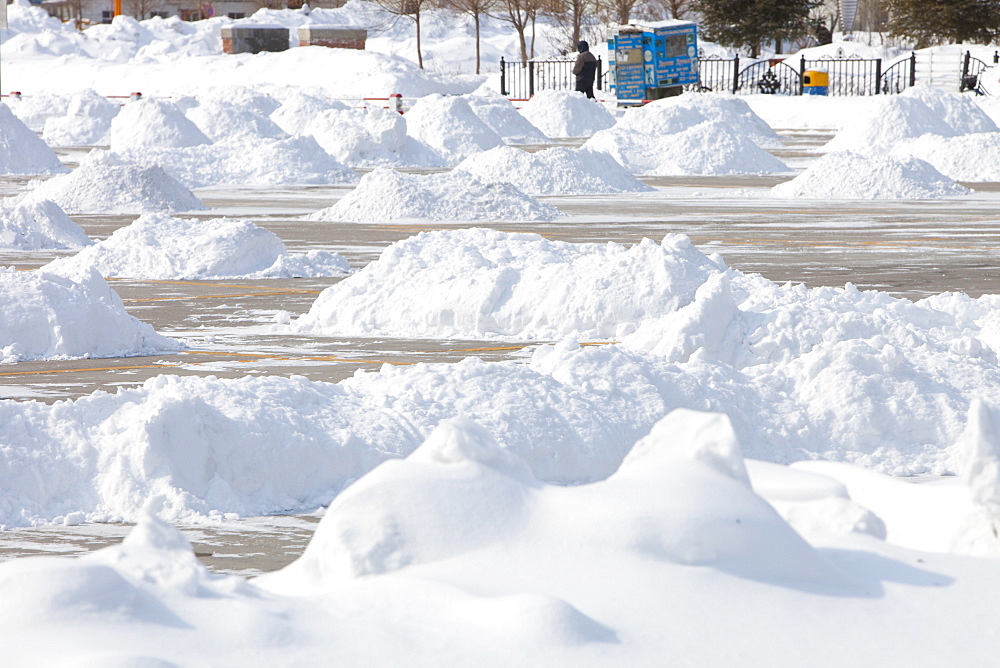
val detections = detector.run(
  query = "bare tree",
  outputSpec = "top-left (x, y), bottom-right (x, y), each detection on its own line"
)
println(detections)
top-left (496, 0), bottom-right (543, 65)
top-left (370, 0), bottom-right (432, 68)
top-left (662, 0), bottom-right (686, 18)
top-left (445, 0), bottom-right (496, 73)
top-left (122, 0), bottom-right (167, 19)
top-left (603, 0), bottom-right (638, 25)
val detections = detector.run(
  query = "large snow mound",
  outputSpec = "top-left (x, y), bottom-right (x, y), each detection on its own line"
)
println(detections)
top-left (308, 168), bottom-right (562, 223)
top-left (182, 97), bottom-right (289, 144)
top-left (465, 92), bottom-right (551, 144)
top-left (118, 135), bottom-right (359, 188)
top-left (518, 90), bottom-right (616, 138)
top-left (42, 213), bottom-right (351, 280)
top-left (454, 146), bottom-right (653, 195)
top-left (586, 119), bottom-right (790, 176)
top-left (0, 103), bottom-right (69, 175)
top-left (771, 151), bottom-right (970, 199)
top-left (292, 229), bottom-right (719, 339)
top-left (302, 107), bottom-right (445, 168)
top-left (21, 150), bottom-right (204, 214)
top-left (891, 133), bottom-right (1000, 182)
top-left (41, 89), bottom-right (120, 147)
top-left (0, 199), bottom-right (92, 250)
top-left (403, 94), bottom-right (505, 165)
top-left (824, 85), bottom-right (998, 154)
top-left (109, 97), bottom-right (212, 153)
top-left (0, 265), bottom-right (181, 363)
top-left (270, 90), bottom-right (351, 135)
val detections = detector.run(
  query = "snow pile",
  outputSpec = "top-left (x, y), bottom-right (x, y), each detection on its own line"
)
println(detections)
top-left (270, 90), bottom-right (350, 135)
top-left (120, 136), bottom-right (359, 188)
top-left (302, 107), bottom-right (444, 168)
top-left (771, 151), bottom-right (969, 199)
top-left (183, 97), bottom-right (289, 144)
top-left (586, 118), bottom-right (790, 175)
top-left (293, 229), bottom-right (718, 339)
top-left (455, 146), bottom-right (652, 195)
top-left (21, 150), bottom-right (204, 214)
top-left (518, 90), bottom-right (616, 138)
top-left (465, 92), bottom-right (551, 144)
top-left (0, 265), bottom-right (180, 363)
top-left (41, 89), bottom-right (120, 147)
top-left (43, 213), bottom-right (351, 280)
top-left (824, 85), bottom-right (998, 154)
top-left (0, 103), bottom-right (69, 175)
top-left (109, 97), bottom-right (212, 153)
top-left (402, 94), bottom-right (505, 164)
top-left (891, 133), bottom-right (1000, 182)
top-left (0, 199), bottom-right (92, 250)
top-left (5, 94), bottom-right (70, 132)
top-left (618, 94), bottom-right (782, 147)
top-left (309, 169), bottom-right (562, 223)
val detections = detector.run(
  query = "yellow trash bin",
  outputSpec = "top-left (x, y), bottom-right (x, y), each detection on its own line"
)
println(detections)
top-left (802, 69), bottom-right (829, 95)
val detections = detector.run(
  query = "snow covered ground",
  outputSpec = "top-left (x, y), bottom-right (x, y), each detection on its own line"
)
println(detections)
top-left (5, 0), bottom-right (1000, 663)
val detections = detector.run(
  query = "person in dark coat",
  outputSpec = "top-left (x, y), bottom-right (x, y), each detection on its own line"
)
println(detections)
top-left (572, 40), bottom-right (598, 99)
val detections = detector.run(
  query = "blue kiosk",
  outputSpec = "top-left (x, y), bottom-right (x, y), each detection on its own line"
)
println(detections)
top-left (608, 20), bottom-right (699, 105)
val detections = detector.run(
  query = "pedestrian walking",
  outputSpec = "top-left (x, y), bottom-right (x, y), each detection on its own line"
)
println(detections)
top-left (573, 40), bottom-right (598, 99)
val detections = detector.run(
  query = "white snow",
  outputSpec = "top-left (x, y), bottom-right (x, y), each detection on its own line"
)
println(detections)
top-left (19, 150), bottom-right (204, 214)
top-left (402, 93), bottom-right (505, 165)
top-left (302, 106), bottom-right (446, 168)
top-left (269, 90), bottom-right (351, 135)
top-left (109, 97), bottom-right (212, 153)
top-left (891, 132), bottom-right (1000, 182)
top-left (0, 199), bottom-right (92, 250)
top-left (0, 265), bottom-right (181, 363)
top-left (308, 168), bottom-right (562, 223)
top-left (41, 89), bottom-right (120, 147)
top-left (465, 91), bottom-right (551, 144)
top-left (0, 103), bottom-right (69, 175)
top-left (771, 151), bottom-right (970, 199)
top-left (517, 90), bottom-right (617, 139)
top-left (42, 213), bottom-right (351, 280)
top-left (454, 146), bottom-right (653, 195)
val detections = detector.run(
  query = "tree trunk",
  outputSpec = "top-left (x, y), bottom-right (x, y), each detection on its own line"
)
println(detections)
top-left (518, 25), bottom-right (528, 65)
top-left (416, 11), bottom-right (424, 69)
top-left (475, 12), bottom-right (481, 75)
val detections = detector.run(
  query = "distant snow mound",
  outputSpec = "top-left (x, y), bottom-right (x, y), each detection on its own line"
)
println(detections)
top-left (466, 92), bottom-right (551, 144)
top-left (0, 265), bottom-right (180, 363)
top-left (891, 133), bottom-right (1000, 182)
top-left (303, 107), bottom-right (444, 168)
top-left (455, 146), bottom-right (653, 195)
top-left (403, 94), bottom-right (505, 164)
top-left (771, 151), bottom-right (969, 199)
top-left (586, 119), bottom-right (790, 176)
top-left (42, 89), bottom-right (120, 147)
top-left (23, 150), bottom-right (204, 214)
top-left (0, 103), bottom-right (69, 175)
top-left (183, 98), bottom-right (289, 144)
top-left (43, 213), bottom-right (351, 279)
top-left (124, 135), bottom-right (359, 188)
top-left (292, 228), bottom-right (721, 340)
top-left (6, 94), bottom-right (71, 133)
top-left (824, 85), bottom-right (998, 154)
top-left (310, 168), bottom-right (561, 223)
top-left (0, 199), bottom-right (92, 250)
top-left (270, 90), bottom-right (350, 135)
top-left (109, 97), bottom-right (212, 153)
top-left (615, 93), bottom-right (782, 147)
top-left (518, 90), bottom-right (616, 139)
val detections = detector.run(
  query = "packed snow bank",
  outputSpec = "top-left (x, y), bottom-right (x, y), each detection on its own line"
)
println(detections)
top-left (302, 107), bottom-right (445, 168)
top-left (270, 90), bottom-right (350, 135)
top-left (293, 230), bottom-right (722, 339)
top-left (42, 213), bottom-right (351, 280)
top-left (0, 199), bottom-right (92, 250)
top-left (823, 85), bottom-right (998, 154)
top-left (891, 133), bottom-right (1000, 182)
top-left (771, 151), bottom-right (969, 199)
top-left (308, 169), bottom-right (562, 223)
top-left (454, 146), bottom-right (653, 195)
top-left (518, 90), bottom-right (616, 138)
top-left (586, 118), bottom-right (790, 176)
top-left (20, 151), bottom-right (204, 214)
top-left (402, 94), bottom-right (505, 165)
top-left (41, 89), bottom-right (120, 147)
top-left (0, 103), bottom-right (69, 175)
top-left (465, 92), bottom-right (551, 144)
top-left (613, 93), bottom-right (782, 147)
top-left (0, 265), bottom-right (180, 363)
top-left (118, 136), bottom-right (359, 188)
top-left (182, 97), bottom-right (289, 144)
top-left (109, 97), bottom-right (212, 153)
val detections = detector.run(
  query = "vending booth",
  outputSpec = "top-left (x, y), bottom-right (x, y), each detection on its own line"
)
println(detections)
top-left (607, 20), bottom-right (699, 105)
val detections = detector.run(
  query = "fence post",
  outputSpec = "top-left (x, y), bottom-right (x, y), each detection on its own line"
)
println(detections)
top-left (961, 50), bottom-right (971, 91)
top-left (995, 50), bottom-right (999, 64)
top-left (909, 52), bottom-right (916, 88)
top-left (731, 55), bottom-right (739, 94)
top-left (597, 57), bottom-right (602, 91)
top-left (500, 57), bottom-right (507, 96)
top-left (874, 58), bottom-right (882, 95)
top-left (528, 61), bottom-right (535, 96)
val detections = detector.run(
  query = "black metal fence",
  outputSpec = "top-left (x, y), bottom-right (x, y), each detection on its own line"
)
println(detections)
top-left (500, 57), bottom-right (603, 98)
top-left (500, 50), bottom-right (996, 99)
